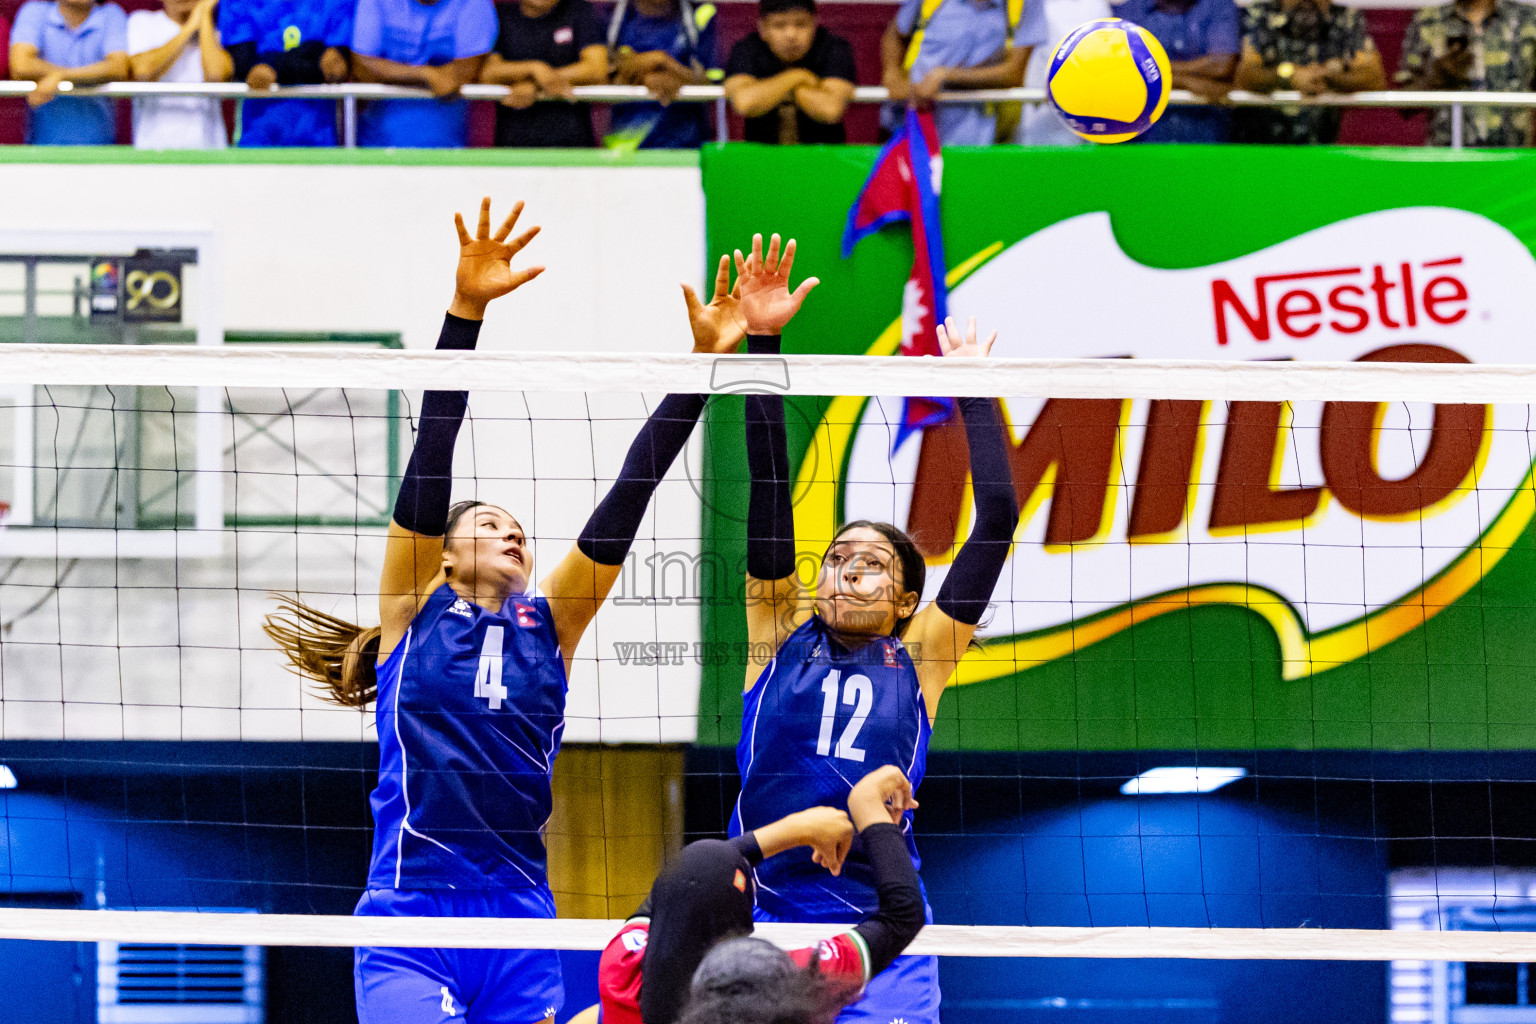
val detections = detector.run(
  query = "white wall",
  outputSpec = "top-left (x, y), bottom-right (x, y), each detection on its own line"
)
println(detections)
top-left (0, 161), bottom-right (708, 744)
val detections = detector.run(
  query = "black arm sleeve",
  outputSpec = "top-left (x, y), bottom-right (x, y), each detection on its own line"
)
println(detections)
top-left (226, 42), bottom-right (260, 81)
top-left (273, 40), bottom-right (328, 84)
top-left (745, 334), bottom-right (796, 581)
top-left (933, 397), bottom-right (1019, 626)
top-left (851, 823), bottom-right (926, 977)
top-left (576, 393), bottom-right (709, 565)
top-left (390, 314), bottom-right (481, 536)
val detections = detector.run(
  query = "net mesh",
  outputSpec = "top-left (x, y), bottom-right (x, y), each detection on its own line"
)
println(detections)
top-left (2, 347), bottom-right (1536, 1024)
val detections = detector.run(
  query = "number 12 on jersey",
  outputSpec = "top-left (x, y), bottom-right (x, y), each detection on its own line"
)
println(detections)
top-left (816, 669), bottom-right (871, 762)
top-left (474, 626), bottom-right (508, 710)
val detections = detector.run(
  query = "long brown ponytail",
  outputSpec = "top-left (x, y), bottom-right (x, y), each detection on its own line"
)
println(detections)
top-left (262, 595), bottom-right (381, 708)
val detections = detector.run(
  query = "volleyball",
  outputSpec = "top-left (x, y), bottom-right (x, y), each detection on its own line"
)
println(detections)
top-left (1046, 18), bottom-right (1173, 143)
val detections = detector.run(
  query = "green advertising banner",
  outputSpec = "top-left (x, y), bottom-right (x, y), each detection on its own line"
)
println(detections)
top-left (698, 143), bottom-right (1536, 755)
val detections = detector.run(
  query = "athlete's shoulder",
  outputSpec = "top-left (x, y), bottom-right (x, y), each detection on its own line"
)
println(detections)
top-left (598, 919), bottom-right (649, 1024)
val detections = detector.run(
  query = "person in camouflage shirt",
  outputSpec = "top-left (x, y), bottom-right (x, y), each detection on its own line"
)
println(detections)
top-left (1233, 0), bottom-right (1386, 143)
top-left (1397, 0), bottom-right (1536, 147)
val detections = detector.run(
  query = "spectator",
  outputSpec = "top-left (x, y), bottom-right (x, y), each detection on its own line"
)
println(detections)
top-left (881, 0), bottom-right (1049, 146)
top-left (351, 0), bottom-right (498, 148)
top-left (1397, 0), bottom-right (1536, 147)
top-left (127, 0), bottom-right (232, 149)
top-left (1014, 0), bottom-right (1108, 144)
top-left (219, 0), bottom-right (353, 147)
top-left (1232, 0), bottom-right (1386, 144)
top-left (723, 0), bottom-right (855, 144)
top-left (1112, 0), bottom-right (1239, 142)
top-left (482, 0), bottom-right (608, 147)
top-left (605, 0), bottom-right (717, 149)
top-left (10, 0), bottom-right (130, 145)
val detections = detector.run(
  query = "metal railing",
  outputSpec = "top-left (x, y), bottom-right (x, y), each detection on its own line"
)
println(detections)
top-left (0, 80), bottom-right (1520, 149)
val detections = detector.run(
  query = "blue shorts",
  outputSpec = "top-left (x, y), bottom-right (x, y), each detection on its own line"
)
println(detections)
top-left (354, 888), bottom-right (564, 1024)
top-left (752, 905), bottom-right (941, 1024)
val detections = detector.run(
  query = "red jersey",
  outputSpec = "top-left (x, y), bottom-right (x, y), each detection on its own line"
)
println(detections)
top-left (597, 918), bottom-right (871, 1024)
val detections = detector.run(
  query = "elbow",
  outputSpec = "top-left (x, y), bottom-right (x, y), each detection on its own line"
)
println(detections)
top-left (108, 53), bottom-right (131, 80)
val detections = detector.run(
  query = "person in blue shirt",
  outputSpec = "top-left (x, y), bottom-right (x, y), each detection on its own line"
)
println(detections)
top-left (10, 0), bottom-right (130, 145)
top-left (219, 0), bottom-right (353, 147)
top-left (605, 0), bottom-right (718, 149)
top-left (880, 0), bottom-right (1049, 145)
top-left (264, 199), bottom-right (751, 1024)
top-left (350, 0), bottom-right (498, 147)
top-left (729, 234), bottom-right (1019, 1024)
top-left (1113, 0), bottom-right (1240, 142)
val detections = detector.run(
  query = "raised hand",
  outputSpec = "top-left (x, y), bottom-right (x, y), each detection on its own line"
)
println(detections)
top-left (848, 765), bottom-right (919, 831)
top-left (450, 197), bottom-right (544, 321)
top-left (796, 805), bottom-right (855, 877)
top-left (935, 315), bottom-right (996, 360)
top-left (735, 232), bottom-right (820, 335)
top-left (681, 254), bottom-right (747, 355)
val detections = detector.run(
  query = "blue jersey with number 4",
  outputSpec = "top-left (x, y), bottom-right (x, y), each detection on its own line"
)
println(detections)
top-left (731, 615), bottom-right (930, 921)
top-left (367, 583), bottom-right (567, 891)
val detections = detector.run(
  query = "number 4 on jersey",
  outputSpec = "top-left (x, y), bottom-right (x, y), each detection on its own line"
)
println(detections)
top-left (816, 669), bottom-right (872, 762)
top-left (474, 626), bottom-right (508, 710)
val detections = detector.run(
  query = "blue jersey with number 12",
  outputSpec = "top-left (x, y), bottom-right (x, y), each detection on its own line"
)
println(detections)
top-left (366, 583), bottom-right (567, 891)
top-left (731, 614), bottom-right (930, 921)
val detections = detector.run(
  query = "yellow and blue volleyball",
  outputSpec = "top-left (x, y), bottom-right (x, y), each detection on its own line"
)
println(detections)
top-left (1046, 18), bottom-right (1172, 144)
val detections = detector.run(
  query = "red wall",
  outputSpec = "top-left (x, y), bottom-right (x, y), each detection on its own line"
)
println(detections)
top-left (0, 0), bottom-right (1436, 147)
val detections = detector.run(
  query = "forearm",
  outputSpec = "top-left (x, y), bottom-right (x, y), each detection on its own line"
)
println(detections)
top-left (1172, 54), bottom-right (1235, 80)
top-left (1330, 59), bottom-right (1385, 91)
top-left (745, 334), bottom-right (796, 582)
top-left (880, 23), bottom-right (908, 88)
top-left (852, 823), bottom-right (925, 976)
top-left (53, 54), bottom-right (130, 85)
top-left (940, 52), bottom-right (1027, 90)
top-left (795, 81), bottom-right (851, 123)
top-left (130, 25), bottom-right (197, 81)
top-left (728, 72), bottom-right (809, 117)
top-left (10, 52), bottom-right (61, 80)
top-left (575, 394), bottom-right (708, 566)
top-left (559, 51), bottom-right (608, 86)
top-left (934, 397), bottom-right (1018, 625)
top-left (199, 30), bottom-right (233, 82)
top-left (747, 817), bottom-right (807, 860)
top-left (391, 314), bottom-right (481, 535)
top-left (352, 52), bottom-right (430, 86)
top-left (1234, 57), bottom-right (1282, 92)
top-left (481, 55), bottom-right (545, 84)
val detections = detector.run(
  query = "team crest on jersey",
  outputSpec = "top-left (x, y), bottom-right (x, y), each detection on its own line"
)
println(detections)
top-left (515, 603), bottom-right (538, 628)
top-left (883, 641), bottom-right (900, 668)
top-left (622, 929), bottom-right (648, 953)
top-left (449, 598), bottom-right (473, 617)
top-left (812, 644), bottom-right (825, 661)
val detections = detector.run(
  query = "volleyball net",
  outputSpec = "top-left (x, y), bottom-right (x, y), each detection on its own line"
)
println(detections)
top-left (4, 338), bottom-right (1536, 1021)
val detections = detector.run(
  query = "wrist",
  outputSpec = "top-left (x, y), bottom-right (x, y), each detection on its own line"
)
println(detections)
top-left (447, 295), bottom-right (488, 322)
top-left (746, 332), bottom-right (782, 354)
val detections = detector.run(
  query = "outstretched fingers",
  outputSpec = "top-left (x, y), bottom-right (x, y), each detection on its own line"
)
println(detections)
top-left (493, 200), bottom-right (525, 243)
top-left (680, 282), bottom-right (705, 315)
top-left (749, 232), bottom-right (764, 276)
top-left (505, 224), bottom-right (541, 259)
top-left (778, 237), bottom-right (798, 282)
top-left (982, 329), bottom-right (998, 355)
top-left (476, 196), bottom-right (492, 241)
top-left (454, 212), bottom-right (472, 248)
top-left (711, 253), bottom-right (731, 303)
top-left (789, 276), bottom-right (820, 307)
top-left (764, 233), bottom-right (782, 276)
top-left (508, 265), bottom-right (546, 290)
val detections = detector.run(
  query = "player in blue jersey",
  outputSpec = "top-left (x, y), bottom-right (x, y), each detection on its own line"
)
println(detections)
top-left (264, 198), bottom-right (751, 1024)
top-left (726, 234), bottom-right (1020, 1024)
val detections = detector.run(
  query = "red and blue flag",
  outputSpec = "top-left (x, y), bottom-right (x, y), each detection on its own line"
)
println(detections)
top-left (842, 108), bottom-right (952, 452)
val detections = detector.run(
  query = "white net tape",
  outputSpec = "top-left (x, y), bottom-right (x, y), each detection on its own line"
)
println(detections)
top-left (3, 343), bottom-right (1536, 402)
top-left (0, 908), bottom-right (1533, 961)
